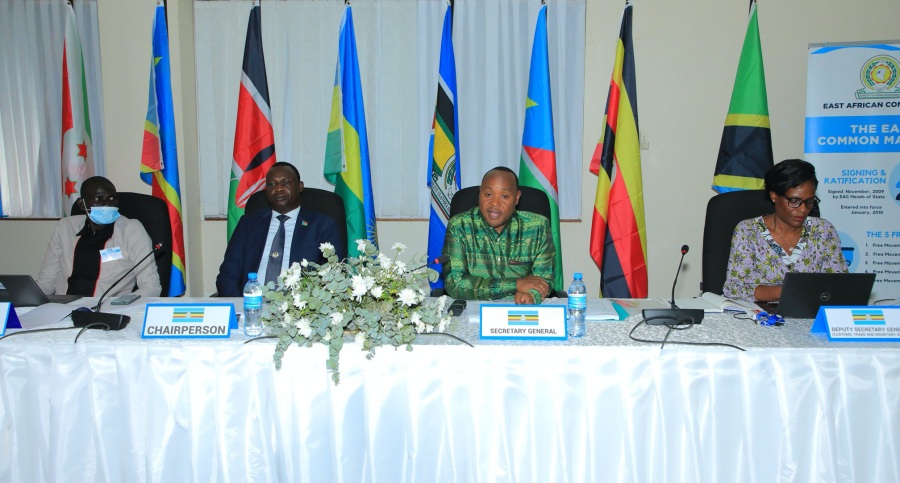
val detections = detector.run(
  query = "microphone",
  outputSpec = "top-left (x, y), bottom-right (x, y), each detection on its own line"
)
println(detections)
top-left (643, 244), bottom-right (704, 325)
top-left (71, 242), bottom-right (163, 331)
top-left (670, 244), bottom-right (689, 309)
top-left (412, 255), bottom-right (450, 273)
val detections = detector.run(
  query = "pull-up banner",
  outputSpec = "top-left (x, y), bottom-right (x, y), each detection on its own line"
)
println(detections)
top-left (805, 40), bottom-right (900, 300)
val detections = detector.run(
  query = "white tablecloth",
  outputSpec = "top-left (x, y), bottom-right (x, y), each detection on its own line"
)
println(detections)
top-left (1, 299), bottom-right (899, 482)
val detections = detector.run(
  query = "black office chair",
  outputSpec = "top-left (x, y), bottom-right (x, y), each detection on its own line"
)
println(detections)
top-left (245, 187), bottom-right (348, 253)
top-left (438, 185), bottom-right (564, 297)
top-left (448, 185), bottom-right (551, 219)
top-left (72, 192), bottom-right (173, 297)
top-left (701, 189), bottom-right (820, 295)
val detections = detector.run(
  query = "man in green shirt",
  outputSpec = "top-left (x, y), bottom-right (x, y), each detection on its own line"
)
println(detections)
top-left (443, 167), bottom-right (555, 304)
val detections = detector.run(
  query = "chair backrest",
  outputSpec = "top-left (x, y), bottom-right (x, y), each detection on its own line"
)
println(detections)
top-left (72, 192), bottom-right (173, 296)
top-left (701, 189), bottom-right (820, 294)
top-left (448, 185), bottom-right (551, 219)
top-left (245, 187), bottom-right (348, 251)
top-left (440, 185), bottom-right (564, 297)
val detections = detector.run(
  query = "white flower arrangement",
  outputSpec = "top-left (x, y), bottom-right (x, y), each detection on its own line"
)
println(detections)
top-left (261, 239), bottom-right (452, 383)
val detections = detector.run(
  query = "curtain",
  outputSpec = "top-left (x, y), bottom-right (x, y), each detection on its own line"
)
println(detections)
top-left (195, 0), bottom-right (586, 219)
top-left (0, 0), bottom-right (106, 217)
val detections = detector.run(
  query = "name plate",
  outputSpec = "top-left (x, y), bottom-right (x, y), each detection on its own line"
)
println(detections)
top-left (142, 303), bottom-right (237, 339)
top-left (810, 306), bottom-right (900, 341)
top-left (0, 302), bottom-right (22, 336)
top-left (480, 304), bottom-right (567, 340)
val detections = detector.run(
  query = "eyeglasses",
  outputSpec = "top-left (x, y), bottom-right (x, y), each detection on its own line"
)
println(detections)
top-left (265, 179), bottom-right (298, 189)
top-left (781, 195), bottom-right (820, 209)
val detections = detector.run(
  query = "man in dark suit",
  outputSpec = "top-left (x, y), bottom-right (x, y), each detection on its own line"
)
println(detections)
top-left (216, 162), bottom-right (347, 296)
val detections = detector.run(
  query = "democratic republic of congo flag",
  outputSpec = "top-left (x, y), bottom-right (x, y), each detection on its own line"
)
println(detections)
top-left (427, 4), bottom-right (460, 289)
top-left (589, 1), bottom-right (648, 298)
top-left (712, 0), bottom-right (773, 193)
top-left (518, 5), bottom-right (562, 293)
top-left (227, 5), bottom-right (276, 240)
top-left (324, 6), bottom-right (377, 257)
top-left (139, 5), bottom-right (186, 297)
top-left (61, 3), bottom-right (94, 211)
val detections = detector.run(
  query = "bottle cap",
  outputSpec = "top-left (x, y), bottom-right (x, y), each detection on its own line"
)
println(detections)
top-left (248, 272), bottom-right (258, 280)
top-left (574, 272), bottom-right (582, 279)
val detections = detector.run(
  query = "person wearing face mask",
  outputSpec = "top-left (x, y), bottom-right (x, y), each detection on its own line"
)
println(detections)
top-left (443, 166), bottom-right (555, 305)
top-left (36, 176), bottom-right (161, 297)
top-left (723, 159), bottom-right (847, 302)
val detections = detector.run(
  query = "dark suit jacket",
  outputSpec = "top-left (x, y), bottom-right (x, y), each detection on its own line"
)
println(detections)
top-left (216, 208), bottom-right (347, 296)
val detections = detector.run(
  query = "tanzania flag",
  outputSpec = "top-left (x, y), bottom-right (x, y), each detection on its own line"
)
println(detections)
top-left (518, 5), bottom-right (562, 293)
top-left (61, 3), bottom-right (94, 211)
top-left (139, 5), bottom-right (186, 297)
top-left (589, 1), bottom-right (648, 298)
top-left (712, 0), bottom-right (773, 193)
top-left (227, 5), bottom-right (276, 240)
top-left (427, 4), bottom-right (460, 289)
top-left (324, 6), bottom-right (377, 257)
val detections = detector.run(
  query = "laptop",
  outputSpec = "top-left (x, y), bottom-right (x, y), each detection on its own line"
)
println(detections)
top-left (776, 272), bottom-right (876, 318)
top-left (0, 275), bottom-right (83, 307)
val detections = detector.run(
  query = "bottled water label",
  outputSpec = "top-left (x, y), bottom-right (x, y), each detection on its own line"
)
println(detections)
top-left (568, 293), bottom-right (586, 311)
top-left (244, 295), bottom-right (262, 310)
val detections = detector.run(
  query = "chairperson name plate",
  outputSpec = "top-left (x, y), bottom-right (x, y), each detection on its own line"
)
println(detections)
top-left (810, 306), bottom-right (900, 341)
top-left (142, 303), bottom-right (237, 339)
top-left (480, 304), bottom-right (567, 340)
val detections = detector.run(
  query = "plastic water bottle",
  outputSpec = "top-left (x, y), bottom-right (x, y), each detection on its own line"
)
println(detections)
top-left (567, 272), bottom-right (587, 338)
top-left (243, 272), bottom-right (264, 336)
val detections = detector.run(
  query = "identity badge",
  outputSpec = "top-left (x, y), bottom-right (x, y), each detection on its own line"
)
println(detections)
top-left (100, 247), bottom-right (123, 262)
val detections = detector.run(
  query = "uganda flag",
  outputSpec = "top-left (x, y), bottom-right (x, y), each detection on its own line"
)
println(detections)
top-left (518, 5), bottom-right (562, 293)
top-left (426, 4), bottom-right (460, 289)
top-left (227, 5), bottom-right (276, 240)
top-left (712, 0), bottom-right (773, 193)
top-left (589, 1), bottom-right (648, 299)
top-left (324, 6), bottom-right (378, 257)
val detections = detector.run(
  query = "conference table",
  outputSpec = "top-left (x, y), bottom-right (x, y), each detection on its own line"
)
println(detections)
top-left (0, 297), bottom-right (898, 482)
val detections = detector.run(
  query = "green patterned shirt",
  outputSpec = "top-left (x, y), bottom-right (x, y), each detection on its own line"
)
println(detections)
top-left (443, 207), bottom-right (555, 302)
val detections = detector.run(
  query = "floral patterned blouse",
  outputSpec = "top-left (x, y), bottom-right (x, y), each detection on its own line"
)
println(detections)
top-left (723, 216), bottom-right (848, 301)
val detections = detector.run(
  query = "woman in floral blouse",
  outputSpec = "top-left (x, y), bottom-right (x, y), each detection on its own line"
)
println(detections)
top-left (723, 159), bottom-right (847, 302)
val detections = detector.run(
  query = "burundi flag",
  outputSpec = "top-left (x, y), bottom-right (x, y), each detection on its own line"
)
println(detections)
top-left (228, 5), bottom-right (276, 240)
top-left (518, 5), bottom-right (562, 293)
top-left (61, 3), bottom-right (94, 211)
top-left (711, 0), bottom-right (773, 193)
top-left (324, 6), bottom-right (377, 257)
top-left (589, 1), bottom-right (648, 298)
top-left (139, 5), bottom-right (186, 297)
top-left (427, 4), bottom-right (460, 289)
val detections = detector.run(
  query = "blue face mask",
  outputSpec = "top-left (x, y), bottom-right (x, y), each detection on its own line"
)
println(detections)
top-left (86, 206), bottom-right (120, 225)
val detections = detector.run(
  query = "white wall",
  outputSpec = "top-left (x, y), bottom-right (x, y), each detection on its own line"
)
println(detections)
top-left (2, 0), bottom-right (899, 298)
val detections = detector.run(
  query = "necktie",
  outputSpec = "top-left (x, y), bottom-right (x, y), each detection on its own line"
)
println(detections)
top-left (265, 214), bottom-right (289, 285)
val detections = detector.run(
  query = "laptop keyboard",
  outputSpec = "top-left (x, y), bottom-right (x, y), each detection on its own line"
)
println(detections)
top-left (48, 294), bottom-right (84, 304)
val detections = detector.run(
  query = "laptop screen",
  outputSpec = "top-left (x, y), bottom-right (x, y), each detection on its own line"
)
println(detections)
top-left (777, 272), bottom-right (876, 318)
top-left (0, 275), bottom-right (52, 307)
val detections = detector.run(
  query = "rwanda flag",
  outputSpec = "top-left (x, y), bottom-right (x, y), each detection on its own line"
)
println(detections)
top-left (324, 6), bottom-right (378, 257)
top-left (228, 5), bottom-right (276, 240)
top-left (589, 1), bottom-right (648, 298)
top-left (712, 0), bottom-right (773, 193)
top-left (519, 5), bottom-right (562, 293)
top-left (427, 4), bottom-right (460, 289)
top-left (140, 5), bottom-right (186, 296)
